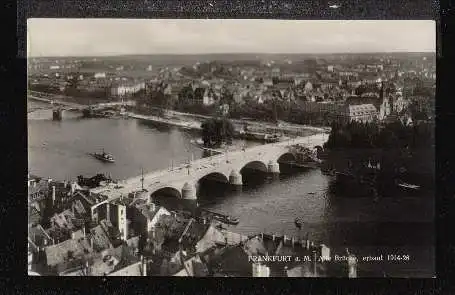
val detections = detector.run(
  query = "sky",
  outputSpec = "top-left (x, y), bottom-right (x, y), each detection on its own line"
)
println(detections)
top-left (27, 19), bottom-right (436, 57)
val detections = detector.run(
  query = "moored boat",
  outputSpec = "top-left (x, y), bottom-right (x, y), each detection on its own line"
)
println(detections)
top-left (202, 209), bottom-right (239, 225)
top-left (213, 215), bottom-right (239, 225)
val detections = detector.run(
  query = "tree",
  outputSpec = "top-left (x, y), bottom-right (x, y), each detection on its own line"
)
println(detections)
top-left (201, 117), bottom-right (235, 148)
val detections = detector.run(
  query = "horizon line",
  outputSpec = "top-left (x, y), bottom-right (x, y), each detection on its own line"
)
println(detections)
top-left (28, 51), bottom-right (436, 59)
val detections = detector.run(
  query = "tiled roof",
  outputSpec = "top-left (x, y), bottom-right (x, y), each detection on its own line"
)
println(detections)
top-left (157, 214), bottom-right (190, 241)
top-left (89, 250), bottom-right (121, 276)
top-left (44, 237), bottom-right (93, 267)
top-left (73, 200), bottom-right (86, 216)
top-left (180, 220), bottom-right (211, 248)
top-left (348, 104), bottom-right (377, 115)
top-left (215, 245), bottom-right (252, 277)
top-left (50, 210), bottom-right (75, 230)
top-left (89, 225), bottom-right (112, 252)
top-left (108, 261), bottom-right (143, 276)
top-left (183, 255), bottom-right (209, 277)
top-left (71, 229), bottom-right (85, 240)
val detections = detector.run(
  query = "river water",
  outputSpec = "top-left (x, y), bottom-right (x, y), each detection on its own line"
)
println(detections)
top-left (28, 100), bottom-right (435, 277)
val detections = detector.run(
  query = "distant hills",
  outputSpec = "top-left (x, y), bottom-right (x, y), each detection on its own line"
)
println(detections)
top-left (29, 52), bottom-right (435, 62)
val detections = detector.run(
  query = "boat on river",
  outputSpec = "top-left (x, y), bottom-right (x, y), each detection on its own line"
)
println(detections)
top-left (89, 149), bottom-right (115, 163)
top-left (201, 209), bottom-right (239, 225)
top-left (213, 215), bottom-right (239, 225)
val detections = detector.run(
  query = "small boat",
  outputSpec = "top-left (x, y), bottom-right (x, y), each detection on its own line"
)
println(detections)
top-left (294, 218), bottom-right (303, 229)
top-left (212, 214), bottom-right (239, 225)
top-left (396, 180), bottom-right (420, 190)
top-left (90, 149), bottom-right (115, 163)
top-left (308, 192), bottom-right (316, 195)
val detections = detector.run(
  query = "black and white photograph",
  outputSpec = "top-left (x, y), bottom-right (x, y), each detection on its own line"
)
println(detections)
top-left (27, 19), bottom-right (435, 277)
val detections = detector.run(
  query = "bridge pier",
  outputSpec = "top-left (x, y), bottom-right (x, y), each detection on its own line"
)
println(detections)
top-left (267, 160), bottom-right (280, 180)
top-left (181, 182), bottom-right (197, 200)
top-left (229, 170), bottom-right (243, 192)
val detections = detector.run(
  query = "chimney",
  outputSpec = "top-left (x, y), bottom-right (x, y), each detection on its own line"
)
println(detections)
top-left (52, 186), bottom-right (56, 206)
top-left (260, 233), bottom-right (263, 240)
top-left (291, 237), bottom-right (295, 247)
top-left (272, 234), bottom-right (275, 241)
top-left (306, 239), bottom-right (310, 250)
top-left (283, 235), bottom-right (287, 243)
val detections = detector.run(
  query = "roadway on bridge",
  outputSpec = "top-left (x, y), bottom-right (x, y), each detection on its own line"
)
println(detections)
top-left (90, 133), bottom-right (328, 201)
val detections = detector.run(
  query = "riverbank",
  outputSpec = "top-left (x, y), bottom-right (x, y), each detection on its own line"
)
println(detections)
top-left (28, 91), bottom-right (329, 137)
top-left (164, 108), bottom-right (329, 135)
top-left (127, 112), bottom-right (202, 131)
top-left (128, 110), bottom-right (327, 142)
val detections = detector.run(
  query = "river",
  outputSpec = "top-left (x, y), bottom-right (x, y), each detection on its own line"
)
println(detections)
top-left (28, 100), bottom-right (434, 277)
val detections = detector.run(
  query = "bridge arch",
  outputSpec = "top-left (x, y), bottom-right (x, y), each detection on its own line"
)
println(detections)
top-left (195, 172), bottom-right (230, 199)
top-left (150, 185), bottom-right (182, 199)
top-left (196, 172), bottom-right (229, 184)
top-left (276, 152), bottom-right (298, 164)
top-left (240, 160), bottom-right (268, 173)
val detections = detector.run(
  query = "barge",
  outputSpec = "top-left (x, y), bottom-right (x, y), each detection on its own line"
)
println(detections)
top-left (89, 149), bottom-right (115, 163)
top-left (200, 209), bottom-right (239, 225)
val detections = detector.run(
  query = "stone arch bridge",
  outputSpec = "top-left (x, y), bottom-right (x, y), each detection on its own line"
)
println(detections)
top-left (90, 134), bottom-right (327, 203)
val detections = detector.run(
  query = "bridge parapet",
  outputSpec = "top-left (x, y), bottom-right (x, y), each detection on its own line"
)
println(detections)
top-left (91, 133), bottom-right (328, 202)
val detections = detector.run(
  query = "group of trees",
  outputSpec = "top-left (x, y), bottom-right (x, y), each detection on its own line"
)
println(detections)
top-left (201, 117), bottom-right (235, 148)
top-left (324, 120), bottom-right (435, 187)
top-left (324, 120), bottom-right (434, 150)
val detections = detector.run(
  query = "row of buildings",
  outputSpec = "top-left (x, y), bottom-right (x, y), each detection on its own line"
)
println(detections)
top-left (28, 55), bottom-right (435, 125)
top-left (28, 174), bottom-right (354, 277)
